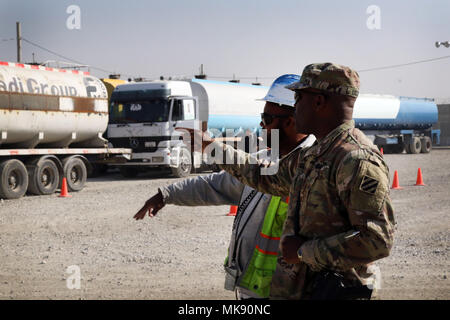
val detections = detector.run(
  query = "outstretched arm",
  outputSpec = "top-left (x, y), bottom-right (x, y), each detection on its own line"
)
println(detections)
top-left (217, 141), bottom-right (300, 197)
top-left (160, 170), bottom-right (244, 206)
top-left (175, 127), bottom-right (303, 197)
top-left (133, 170), bottom-right (245, 220)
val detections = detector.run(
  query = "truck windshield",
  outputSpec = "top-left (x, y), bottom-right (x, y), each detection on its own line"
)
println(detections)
top-left (109, 99), bottom-right (170, 123)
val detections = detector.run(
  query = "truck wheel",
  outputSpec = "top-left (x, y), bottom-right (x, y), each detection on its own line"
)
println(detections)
top-left (171, 148), bottom-right (192, 178)
top-left (0, 159), bottom-right (29, 199)
top-left (409, 137), bottom-right (422, 154)
top-left (420, 136), bottom-right (432, 153)
top-left (27, 159), bottom-right (60, 195)
top-left (405, 142), bottom-right (411, 154)
top-left (63, 157), bottom-right (87, 192)
top-left (120, 167), bottom-right (139, 178)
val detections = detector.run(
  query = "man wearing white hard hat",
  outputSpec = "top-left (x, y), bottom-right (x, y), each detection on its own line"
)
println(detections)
top-left (133, 74), bottom-right (315, 299)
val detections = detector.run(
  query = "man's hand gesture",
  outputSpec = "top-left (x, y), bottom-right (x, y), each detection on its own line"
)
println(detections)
top-left (133, 190), bottom-right (165, 220)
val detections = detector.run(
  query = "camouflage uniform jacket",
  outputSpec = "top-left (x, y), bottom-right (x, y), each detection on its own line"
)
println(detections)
top-left (217, 120), bottom-right (395, 299)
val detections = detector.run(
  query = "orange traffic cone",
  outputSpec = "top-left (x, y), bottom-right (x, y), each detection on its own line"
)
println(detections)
top-left (59, 177), bottom-right (72, 198)
top-left (227, 205), bottom-right (238, 216)
top-left (415, 168), bottom-right (426, 186)
top-left (391, 170), bottom-right (403, 189)
top-left (380, 147), bottom-right (384, 155)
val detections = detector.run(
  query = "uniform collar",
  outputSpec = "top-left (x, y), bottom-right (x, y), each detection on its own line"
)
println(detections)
top-left (304, 120), bottom-right (355, 158)
top-left (276, 134), bottom-right (316, 161)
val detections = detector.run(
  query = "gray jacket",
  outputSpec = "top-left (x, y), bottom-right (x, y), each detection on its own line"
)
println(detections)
top-left (159, 135), bottom-right (316, 298)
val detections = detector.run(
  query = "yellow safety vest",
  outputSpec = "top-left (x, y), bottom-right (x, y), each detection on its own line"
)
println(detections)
top-left (225, 195), bottom-right (289, 298)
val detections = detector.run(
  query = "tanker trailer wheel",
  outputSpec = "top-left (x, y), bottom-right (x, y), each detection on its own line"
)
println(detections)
top-left (0, 159), bottom-right (29, 199)
top-left (404, 142), bottom-right (411, 154)
top-left (27, 158), bottom-right (60, 195)
top-left (420, 136), bottom-right (432, 153)
top-left (171, 148), bottom-right (192, 178)
top-left (409, 137), bottom-right (422, 154)
top-left (62, 157), bottom-right (87, 192)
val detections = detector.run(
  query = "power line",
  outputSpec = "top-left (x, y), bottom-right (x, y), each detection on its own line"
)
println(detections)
top-left (209, 54), bottom-right (450, 79)
top-left (207, 54), bottom-right (450, 80)
top-left (15, 36), bottom-right (450, 79)
top-left (1, 38), bottom-right (14, 42)
top-left (21, 37), bottom-right (133, 77)
top-left (207, 75), bottom-right (275, 80)
top-left (22, 37), bottom-right (86, 65)
top-left (357, 55), bottom-right (450, 72)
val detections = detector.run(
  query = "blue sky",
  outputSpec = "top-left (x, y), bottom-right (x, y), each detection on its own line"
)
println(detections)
top-left (1, 0), bottom-right (449, 99)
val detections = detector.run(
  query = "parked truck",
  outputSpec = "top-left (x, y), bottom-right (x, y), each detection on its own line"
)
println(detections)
top-left (0, 61), bottom-right (131, 200)
top-left (353, 94), bottom-right (439, 154)
top-left (106, 78), bottom-right (440, 178)
top-left (107, 79), bottom-right (269, 177)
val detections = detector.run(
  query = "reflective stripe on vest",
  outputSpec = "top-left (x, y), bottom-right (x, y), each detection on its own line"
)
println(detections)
top-left (238, 195), bottom-right (289, 298)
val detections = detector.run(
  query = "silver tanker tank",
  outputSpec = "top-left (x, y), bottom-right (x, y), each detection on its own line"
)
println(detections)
top-left (0, 61), bottom-right (109, 148)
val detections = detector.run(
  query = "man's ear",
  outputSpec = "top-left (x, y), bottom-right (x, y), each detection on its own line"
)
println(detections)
top-left (314, 94), bottom-right (327, 112)
top-left (284, 115), bottom-right (295, 128)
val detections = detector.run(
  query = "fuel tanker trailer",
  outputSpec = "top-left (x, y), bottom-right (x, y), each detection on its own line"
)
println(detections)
top-left (353, 94), bottom-right (440, 154)
top-left (0, 61), bottom-right (131, 200)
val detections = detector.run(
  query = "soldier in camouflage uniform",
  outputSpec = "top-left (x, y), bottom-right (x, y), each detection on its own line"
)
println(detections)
top-left (186, 63), bottom-right (395, 299)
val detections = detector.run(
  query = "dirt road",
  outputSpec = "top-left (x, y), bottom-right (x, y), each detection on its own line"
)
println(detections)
top-left (0, 149), bottom-right (449, 299)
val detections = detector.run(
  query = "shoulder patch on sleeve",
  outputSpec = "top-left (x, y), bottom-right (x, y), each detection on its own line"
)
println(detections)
top-left (349, 160), bottom-right (389, 214)
top-left (360, 175), bottom-right (379, 194)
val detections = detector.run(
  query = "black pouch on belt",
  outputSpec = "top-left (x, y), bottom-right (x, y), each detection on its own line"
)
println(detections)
top-left (309, 271), bottom-right (372, 300)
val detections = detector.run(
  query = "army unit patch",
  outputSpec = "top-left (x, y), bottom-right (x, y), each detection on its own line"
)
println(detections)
top-left (360, 175), bottom-right (379, 194)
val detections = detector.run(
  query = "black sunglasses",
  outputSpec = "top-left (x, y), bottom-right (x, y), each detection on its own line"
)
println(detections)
top-left (260, 112), bottom-right (291, 126)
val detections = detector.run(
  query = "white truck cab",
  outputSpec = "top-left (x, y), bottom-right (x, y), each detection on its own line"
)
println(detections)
top-left (107, 79), bottom-right (269, 178)
top-left (107, 81), bottom-right (202, 177)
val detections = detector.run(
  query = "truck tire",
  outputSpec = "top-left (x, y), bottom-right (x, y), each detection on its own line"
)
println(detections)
top-left (27, 158), bottom-right (60, 195)
top-left (0, 159), bottom-right (29, 199)
top-left (420, 136), bottom-right (432, 153)
top-left (409, 137), bottom-right (422, 154)
top-left (120, 167), bottom-right (139, 178)
top-left (171, 148), bottom-right (192, 178)
top-left (63, 157), bottom-right (87, 192)
top-left (404, 142), bottom-right (411, 154)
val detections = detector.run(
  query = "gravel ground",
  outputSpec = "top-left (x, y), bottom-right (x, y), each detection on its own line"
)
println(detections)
top-left (0, 149), bottom-right (449, 300)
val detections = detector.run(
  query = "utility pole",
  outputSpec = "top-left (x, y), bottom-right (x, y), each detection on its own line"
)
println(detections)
top-left (16, 22), bottom-right (22, 63)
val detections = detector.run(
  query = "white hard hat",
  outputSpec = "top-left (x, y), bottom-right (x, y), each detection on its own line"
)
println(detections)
top-left (258, 74), bottom-right (300, 107)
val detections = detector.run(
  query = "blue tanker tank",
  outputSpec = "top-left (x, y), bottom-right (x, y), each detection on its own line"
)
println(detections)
top-left (206, 91), bottom-right (439, 154)
top-left (354, 95), bottom-right (438, 131)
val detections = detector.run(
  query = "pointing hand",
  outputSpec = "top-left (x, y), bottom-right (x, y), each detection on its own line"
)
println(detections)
top-left (133, 190), bottom-right (165, 220)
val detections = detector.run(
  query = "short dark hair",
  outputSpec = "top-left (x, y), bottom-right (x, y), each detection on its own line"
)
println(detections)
top-left (278, 104), bottom-right (295, 114)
